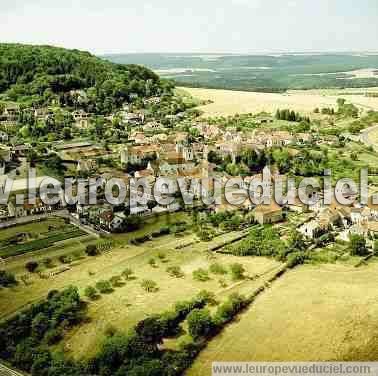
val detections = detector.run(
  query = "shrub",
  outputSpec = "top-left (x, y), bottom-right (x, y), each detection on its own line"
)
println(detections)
top-left (0, 270), bottom-right (17, 287)
top-left (122, 268), bottom-right (134, 280)
top-left (229, 263), bottom-right (245, 281)
top-left (25, 261), bottom-right (39, 273)
top-left (85, 244), bottom-right (99, 256)
top-left (187, 308), bottom-right (214, 340)
top-left (166, 266), bottom-right (184, 278)
top-left (192, 268), bottom-right (210, 282)
top-left (209, 263), bottom-right (227, 275)
top-left (84, 286), bottom-right (98, 300)
top-left (96, 280), bottom-right (113, 294)
top-left (141, 279), bottom-right (158, 292)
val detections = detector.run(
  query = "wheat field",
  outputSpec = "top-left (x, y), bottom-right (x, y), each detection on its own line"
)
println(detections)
top-left (182, 87), bottom-right (378, 117)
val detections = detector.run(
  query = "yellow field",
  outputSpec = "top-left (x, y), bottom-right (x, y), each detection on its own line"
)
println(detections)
top-left (188, 262), bottom-right (378, 375)
top-left (182, 87), bottom-right (378, 117)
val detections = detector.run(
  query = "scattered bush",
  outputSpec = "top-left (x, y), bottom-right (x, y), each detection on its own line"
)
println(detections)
top-left (192, 268), bottom-right (210, 282)
top-left (229, 263), bottom-right (245, 281)
top-left (141, 279), bottom-right (158, 292)
top-left (0, 270), bottom-right (17, 287)
top-left (166, 266), bottom-right (184, 278)
top-left (96, 280), bottom-right (113, 294)
top-left (209, 263), bottom-right (227, 275)
top-left (85, 244), bottom-right (99, 256)
top-left (84, 286), bottom-right (98, 300)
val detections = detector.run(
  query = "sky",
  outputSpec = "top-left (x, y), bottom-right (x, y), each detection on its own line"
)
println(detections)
top-left (1, 0), bottom-right (377, 55)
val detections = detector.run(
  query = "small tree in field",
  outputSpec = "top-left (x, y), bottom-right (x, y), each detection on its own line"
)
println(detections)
top-left (230, 263), bottom-right (245, 281)
top-left (84, 286), bottom-right (98, 300)
top-left (141, 279), bottom-right (158, 292)
top-left (209, 263), bottom-right (227, 275)
top-left (25, 261), bottom-right (39, 273)
top-left (96, 280), bottom-right (113, 294)
top-left (192, 268), bottom-right (210, 282)
top-left (85, 244), bottom-right (99, 256)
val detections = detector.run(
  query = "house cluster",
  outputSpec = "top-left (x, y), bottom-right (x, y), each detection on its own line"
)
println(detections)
top-left (298, 193), bottom-right (378, 242)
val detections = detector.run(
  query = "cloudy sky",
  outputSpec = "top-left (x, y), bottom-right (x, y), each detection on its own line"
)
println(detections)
top-left (1, 0), bottom-right (377, 54)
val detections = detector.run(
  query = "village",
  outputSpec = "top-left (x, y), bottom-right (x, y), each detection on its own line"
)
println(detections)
top-left (0, 93), bottom-right (377, 254)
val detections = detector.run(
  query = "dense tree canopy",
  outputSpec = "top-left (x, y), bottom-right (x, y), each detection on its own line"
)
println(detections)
top-left (0, 43), bottom-right (173, 113)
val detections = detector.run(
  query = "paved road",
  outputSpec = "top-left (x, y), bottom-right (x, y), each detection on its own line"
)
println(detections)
top-left (0, 363), bottom-right (25, 376)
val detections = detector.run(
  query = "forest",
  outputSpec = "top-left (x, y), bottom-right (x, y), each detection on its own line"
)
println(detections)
top-left (0, 43), bottom-right (173, 113)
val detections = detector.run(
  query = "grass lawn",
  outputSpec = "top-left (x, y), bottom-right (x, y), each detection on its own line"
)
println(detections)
top-left (188, 261), bottom-right (378, 375)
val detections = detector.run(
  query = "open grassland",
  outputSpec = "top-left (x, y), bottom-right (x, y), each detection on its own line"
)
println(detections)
top-left (0, 214), bottom-right (280, 360)
top-left (62, 239), bottom-right (280, 359)
top-left (182, 87), bottom-right (378, 117)
top-left (188, 261), bottom-right (378, 375)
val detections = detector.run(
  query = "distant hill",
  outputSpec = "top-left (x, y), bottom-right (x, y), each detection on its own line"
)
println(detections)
top-left (102, 53), bottom-right (378, 92)
top-left (0, 44), bottom-right (173, 113)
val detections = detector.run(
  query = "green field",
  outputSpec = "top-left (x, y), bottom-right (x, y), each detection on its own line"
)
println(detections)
top-left (0, 218), bottom-right (87, 259)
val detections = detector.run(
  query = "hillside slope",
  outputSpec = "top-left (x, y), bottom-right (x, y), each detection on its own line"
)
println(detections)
top-left (0, 43), bottom-right (173, 113)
